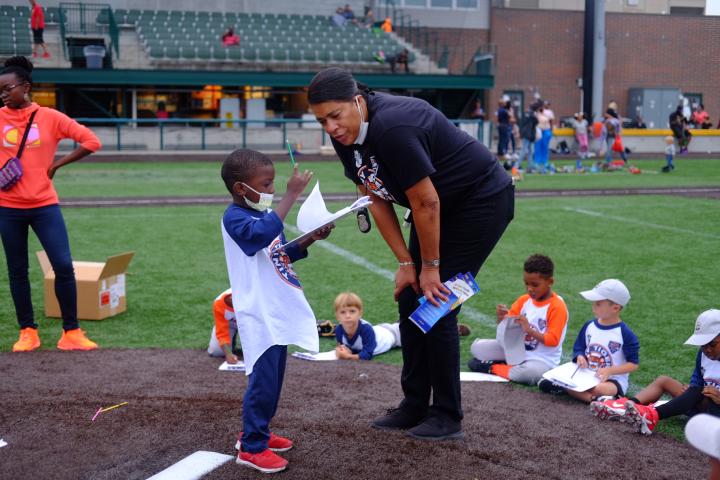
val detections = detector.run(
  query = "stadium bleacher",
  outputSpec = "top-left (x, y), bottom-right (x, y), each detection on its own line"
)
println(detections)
top-left (0, 5), bottom-right (413, 68)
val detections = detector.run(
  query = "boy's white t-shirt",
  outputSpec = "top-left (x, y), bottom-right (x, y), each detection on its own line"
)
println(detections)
top-left (221, 221), bottom-right (318, 375)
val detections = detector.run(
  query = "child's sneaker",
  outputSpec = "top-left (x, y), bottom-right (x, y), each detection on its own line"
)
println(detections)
top-left (236, 448), bottom-right (287, 473)
top-left (590, 397), bottom-right (629, 421)
top-left (537, 379), bottom-right (567, 395)
top-left (467, 358), bottom-right (504, 374)
top-left (625, 400), bottom-right (659, 435)
top-left (235, 432), bottom-right (293, 452)
top-left (42, 52), bottom-right (51, 58)
top-left (57, 328), bottom-right (98, 351)
top-left (12, 327), bottom-right (41, 352)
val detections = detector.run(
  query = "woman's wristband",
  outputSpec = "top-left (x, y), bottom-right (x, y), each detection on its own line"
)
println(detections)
top-left (398, 261), bottom-right (415, 267)
top-left (421, 258), bottom-right (440, 268)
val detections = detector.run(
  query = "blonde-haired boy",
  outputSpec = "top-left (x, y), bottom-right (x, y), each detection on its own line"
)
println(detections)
top-left (333, 292), bottom-right (401, 360)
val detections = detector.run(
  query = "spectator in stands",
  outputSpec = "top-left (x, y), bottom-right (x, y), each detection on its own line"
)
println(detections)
top-left (670, 105), bottom-right (692, 154)
top-left (332, 7), bottom-right (348, 28)
top-left (29, 0), bottom-right (50, 59)
top-left (343, 4), bottom-right (358, 25)
top-left (470, 100), bottom-right (485, 120)
top-left (362, 7), bottom-right (375, 28)
top-left (156, 101), bottom-right (169, 120)
top-left (701, 115), bottom-right (713, 130)
top-left (221, 28), bottom-right (240, 47)
top-left (629, 114), bottom-right (647, 129)
top-left (374, 49), bottom-right (410, 74)
top-left (380, 16), bottom-right (392, 33)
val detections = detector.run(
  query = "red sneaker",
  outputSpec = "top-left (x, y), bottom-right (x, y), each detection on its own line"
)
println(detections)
top-left (236, 448), bottom-right (287, 473)
top-left (625, 400), bottom-right (659, 435)
top-left (590, 397), bottom-right (629, 422)
top-left (42, 52), bottom-right (51, 58)
top-left (13, 328), bottom-right (41, 352)
top-left (235, 432), bottom-right (293, 452)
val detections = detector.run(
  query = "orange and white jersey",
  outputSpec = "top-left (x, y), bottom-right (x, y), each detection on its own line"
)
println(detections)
top-left (213, 288), bottom-right (235, 346)
top-left (508, 292), bottom-right (569, 368)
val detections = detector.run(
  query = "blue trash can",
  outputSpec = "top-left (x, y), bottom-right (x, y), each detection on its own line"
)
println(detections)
top-left (83, 45), bottom-right (106, 69)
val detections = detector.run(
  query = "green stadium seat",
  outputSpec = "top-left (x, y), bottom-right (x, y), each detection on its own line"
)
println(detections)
top-left (164, 46), bottom-right (180, 59)
top-left (196, 46), bottom-right (211, 60)
top-left (318, 50), bottom-right (330, 62)
top-left (288, 48), bottom-right (301, 62)
top-left (148, 45), bottom-right (164, 58)
top-left (180, 46), bottom-right (195, 59)
top-left (242, 48), bottom-right (257, 61)
top-left (258, 48), bottom-right (271, 61)
top-left (212, 47), bottom-right (228, 61)
top-left (272, 48), bottom-right (287, 61)
top-left (345, 51), bottom-right (360, 63)
top-left (302, 50), bottom-right (317, 62)
top-left (0, 44), bottom-right (13, 55)
top-left (227, 47), bottom-right (242, 61)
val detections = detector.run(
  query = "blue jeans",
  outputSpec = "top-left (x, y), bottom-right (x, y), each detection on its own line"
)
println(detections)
top-left (517, 138), bottom-right (534, 171)
top-left (497, 124), bottom-right (510, 156)
top-left (0, 204), bottom-right (78, 330)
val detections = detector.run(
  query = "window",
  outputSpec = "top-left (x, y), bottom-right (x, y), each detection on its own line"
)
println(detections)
top-left (403, 0), bottom-right (427, 6)
top-left (430, 0), bottom-right (453, 6)
top-left (457, 0), bottom-right (478, 7)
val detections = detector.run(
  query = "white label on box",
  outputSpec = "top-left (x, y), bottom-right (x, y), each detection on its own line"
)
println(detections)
top-left (101, 279), bottom-right (107, 290)
top-left (116, 274), bottom-right (126, 296)
top-left (110, 284), bottom-right (120, 309)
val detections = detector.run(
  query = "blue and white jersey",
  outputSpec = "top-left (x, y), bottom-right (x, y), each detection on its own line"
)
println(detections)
top-left (690, 350), bottom-right (720, 392)
top-left (222, 204), bottom-right (318, 375)
top-left (335, 319), bottom-right (394, 360)
top-left (572, 319), bottom-right (640, 394)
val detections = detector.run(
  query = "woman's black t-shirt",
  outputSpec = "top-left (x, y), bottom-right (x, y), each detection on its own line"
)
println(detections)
top-left (331, 92), bottom-right (510, 210)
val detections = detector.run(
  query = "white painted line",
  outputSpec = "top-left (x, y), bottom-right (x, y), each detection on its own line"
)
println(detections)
top-left (147, 450), bottom-right (233, 480)
top-left (0, 438), bottom-right (7, 448)
top-left (563, 207), bottom-right (718, 239)
top-left (286, 226), bottom-right (495, 326)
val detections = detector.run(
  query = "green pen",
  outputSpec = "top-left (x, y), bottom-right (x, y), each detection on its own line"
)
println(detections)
top-left (286, 140), bottom-right (296, 168)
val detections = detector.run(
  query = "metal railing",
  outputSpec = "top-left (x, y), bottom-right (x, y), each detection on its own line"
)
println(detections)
top-left (70, 118), bottom-right (488, 151)
top-left (59, 2), bottom-right (119, 59)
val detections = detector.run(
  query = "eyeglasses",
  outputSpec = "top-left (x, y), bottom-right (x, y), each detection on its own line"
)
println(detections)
top-left (0, 83), bottom-right (25, 95)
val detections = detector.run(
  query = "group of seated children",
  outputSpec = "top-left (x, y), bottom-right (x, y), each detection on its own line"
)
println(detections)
top-left (466, 253), bottom-right (719, 436)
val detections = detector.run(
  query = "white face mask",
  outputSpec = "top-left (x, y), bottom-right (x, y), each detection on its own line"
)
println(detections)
top-left (242, 183), bottom-right (274, 211)
top-left (354, 95), bottom-right (368, 145)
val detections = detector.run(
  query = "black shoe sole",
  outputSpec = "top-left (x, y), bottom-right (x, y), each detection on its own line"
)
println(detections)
top-left (406, 430), bottom-right (465, 441)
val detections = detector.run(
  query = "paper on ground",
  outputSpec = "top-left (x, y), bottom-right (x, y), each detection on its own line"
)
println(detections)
top-left (291, 350), bottom-right (338, 361)
top-left (0, 438), bottom-right (7, 448)
top-left (460, 371), bottom-right (509, 383)
top-left (542, 361), bottom-right (601, 392)
top-left (496, 317), bottom-right (526, 365)
top-left (146, 450), bottom-right (233, 480)
top-left (218, 361), bottom-right (245, 371)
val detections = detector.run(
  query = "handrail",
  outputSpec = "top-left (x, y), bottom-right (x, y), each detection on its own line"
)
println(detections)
top-left (71, 117), bottom-right (487, 151)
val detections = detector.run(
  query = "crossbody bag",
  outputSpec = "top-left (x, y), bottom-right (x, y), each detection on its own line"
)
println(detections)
top-left (0, 110), bottom-right (38, 191)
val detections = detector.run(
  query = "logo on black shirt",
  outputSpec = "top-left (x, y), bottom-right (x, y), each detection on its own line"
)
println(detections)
top-left (353, 149), bottom-right (395, 202)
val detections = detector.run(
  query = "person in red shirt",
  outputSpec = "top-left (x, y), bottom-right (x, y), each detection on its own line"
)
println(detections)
top-left (30, 0), bottom-right (50, 59)
top-left (0, 56), bottom-right (101, 352)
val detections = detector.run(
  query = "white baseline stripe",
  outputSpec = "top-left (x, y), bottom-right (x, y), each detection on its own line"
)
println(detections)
top-left (147, 451), bottom-right (233, 480)
top-left (563, 207), bottom-right (718, 239)
top-left (286, 226), bottom-right (495, 326)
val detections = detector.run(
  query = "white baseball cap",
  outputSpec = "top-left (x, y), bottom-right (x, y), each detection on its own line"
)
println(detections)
top-left (685, 413), bottom-right (720, 460)
top-left (579, 279), bottom-right (630, 307)
top-left (685, 309), bottom-right (720, 346)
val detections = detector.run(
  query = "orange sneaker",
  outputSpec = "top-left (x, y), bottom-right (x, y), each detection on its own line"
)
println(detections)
top-left (57, 329), bottom-right (98, 351)
top-left (13, 328), bottom-right (41, 352)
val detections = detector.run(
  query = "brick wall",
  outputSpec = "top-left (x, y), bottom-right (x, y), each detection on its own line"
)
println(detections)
top-left (487, 8), bottom-right (720, 124)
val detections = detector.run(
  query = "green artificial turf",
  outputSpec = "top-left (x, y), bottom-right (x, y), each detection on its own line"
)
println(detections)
top-left (50, 158), bottom-right (720, 198)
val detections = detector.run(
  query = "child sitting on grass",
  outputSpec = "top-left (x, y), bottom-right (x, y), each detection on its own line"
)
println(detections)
top-left (539, 279), bottom-right (639, 403)
top-left (592, 309), bottom-right (720, 435)
top-left (221, 148), bottom-right (333, 474)
top-left (468, 254), bottom-right (569, 385)
top-left (334, 292), bottom-right (401, 361)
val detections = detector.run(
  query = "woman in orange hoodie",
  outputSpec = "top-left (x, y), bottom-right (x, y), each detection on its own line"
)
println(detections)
top-left (0, 56), bottom-right (101, 352)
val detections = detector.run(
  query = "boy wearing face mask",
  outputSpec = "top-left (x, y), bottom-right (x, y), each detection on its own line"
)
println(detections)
top-left (220, 149), bottom-right (333, 474)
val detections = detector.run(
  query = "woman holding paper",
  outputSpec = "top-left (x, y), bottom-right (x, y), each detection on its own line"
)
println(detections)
top-left (308, 68), bottom-right (514, 440)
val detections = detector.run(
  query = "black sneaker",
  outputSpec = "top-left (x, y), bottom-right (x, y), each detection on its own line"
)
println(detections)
top-left (467, 358), bottom-right (504, 374)
top-left (406, 415), bottom-right (464, 441)
top-left (371, 408), bottom-right (424, 431)
top-left (538, 379), bottom-right (567, 395)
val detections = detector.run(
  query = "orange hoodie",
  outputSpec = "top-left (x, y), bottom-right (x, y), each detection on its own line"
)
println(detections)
top-left (0, 103), bottom-right (101, 209)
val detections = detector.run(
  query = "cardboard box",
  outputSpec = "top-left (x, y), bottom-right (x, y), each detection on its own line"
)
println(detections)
top-left (37, 250), bottom-right (134, 320)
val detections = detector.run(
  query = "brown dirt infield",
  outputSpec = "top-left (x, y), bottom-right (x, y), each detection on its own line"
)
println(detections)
top-left (0, 349), bottom-right (707, 479)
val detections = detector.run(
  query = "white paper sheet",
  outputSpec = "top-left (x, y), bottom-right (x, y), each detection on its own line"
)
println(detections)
top-left (542, 361), bottom-right (601, 392)
top-left (273, 182), bottom-right (371, 253)
top-left (0, 438), bottom-right (7, 448)
top-left (460, 371), bottom-right (510, 382)
top-left (496, 317), bottom-right (526, 365)
top-left (218, 361), bottom-right (246, 371)
top-left (291, 350), bottom-right (338, 361)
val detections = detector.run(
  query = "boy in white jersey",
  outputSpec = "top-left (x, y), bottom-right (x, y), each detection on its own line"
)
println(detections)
top-left (333, 292), bottom-right (401, 360)
top-left (468, 254), bottom-right (569, 385)
top-left (598, 309), bottom-right (720, 435)
top-left (220, 149), bottom-right (333, 473)
top-left (543, 279), bottom-right (639, 403)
